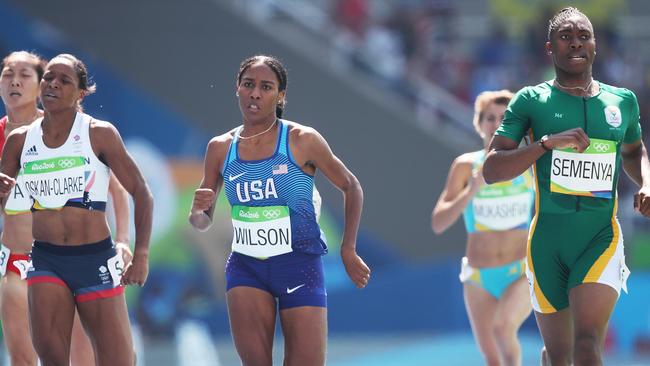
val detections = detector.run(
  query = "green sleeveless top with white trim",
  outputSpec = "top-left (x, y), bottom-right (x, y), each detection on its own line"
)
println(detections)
top-left (496, 81), bottom-right (642, 214)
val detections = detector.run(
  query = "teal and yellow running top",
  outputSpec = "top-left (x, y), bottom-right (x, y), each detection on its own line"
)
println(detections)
top-left (462, 150), bottom-right (534, 233)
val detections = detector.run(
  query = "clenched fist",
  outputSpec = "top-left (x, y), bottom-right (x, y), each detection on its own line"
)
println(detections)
top-left (0, 174), bottom-right (16, 197)
top-left (192, 188), bottom-right (216, 213)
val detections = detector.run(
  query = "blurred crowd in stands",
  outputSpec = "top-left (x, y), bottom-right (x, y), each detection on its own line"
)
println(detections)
top-left (330, 0), bottom-right (650, 231)
top-left (330, 0), bottom-right (648, 125)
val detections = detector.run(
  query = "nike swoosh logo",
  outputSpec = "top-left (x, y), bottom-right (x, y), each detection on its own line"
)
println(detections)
top-left (228, 172), bottom-right (246, 182)
top-left (286, 284), bottom-right (306, 294)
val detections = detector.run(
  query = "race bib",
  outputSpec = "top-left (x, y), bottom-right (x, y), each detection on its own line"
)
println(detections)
top-left (231, 205), bottom-right (293, 258)
top-left (0, 245), bottom-right (10, 276)
top-left (4, 169), bottom-right (33, 214)
top-left (22, 156), bottom-right (86, 209)
top-left (472, 182), bottom-right (532, 231)
top-left (14, 260), bottom-right (32, 280)
top-left (107, 253), bottom-right (125, 287)
top-left (550, 139), bottom-right (616, 198)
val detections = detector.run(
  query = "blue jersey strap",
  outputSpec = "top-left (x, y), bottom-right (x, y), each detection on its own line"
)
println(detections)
top-left (222, 127), bottom-right (242, 176)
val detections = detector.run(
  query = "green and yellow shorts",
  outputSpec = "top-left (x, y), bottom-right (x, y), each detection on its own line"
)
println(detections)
top-left (525, 209), bottom-right (630, 314)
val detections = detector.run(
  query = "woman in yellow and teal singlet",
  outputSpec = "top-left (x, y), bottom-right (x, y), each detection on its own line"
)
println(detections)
top-left (432, 90), bottom-right (534, 366)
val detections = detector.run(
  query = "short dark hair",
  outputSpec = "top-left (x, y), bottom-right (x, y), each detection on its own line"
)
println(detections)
top-left (547, 7), bottom-right (592, 41)
top-left (237, 55), bottom-right (288, 118)
top-left (51, 54), bottom-right (97, 94)
top-left (49, 54), bottom-right (96, 112)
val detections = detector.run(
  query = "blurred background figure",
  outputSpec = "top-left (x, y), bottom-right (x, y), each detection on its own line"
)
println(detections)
top-left (432, 90), bottom-right (533, 366)
top-left (2, 0), bottom-right (650, 365)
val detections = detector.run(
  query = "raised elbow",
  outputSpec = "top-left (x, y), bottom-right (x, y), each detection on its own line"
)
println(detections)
top-left (430, 212), bottom-right (447, 235)
top-left (432, 222), bottom-right (445, 235)
top-left (343, 173), bottom-right (363, 198)
top-left (131, 185), bottom-right (154, 224)
top-left (139, 185), bottom-right (154, 210)
top-left (481, 160), bottom-right (499, 184)
top-left (482, 171), bottom-right (497, 185)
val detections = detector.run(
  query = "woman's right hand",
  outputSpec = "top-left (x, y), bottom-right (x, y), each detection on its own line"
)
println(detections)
top-left (0, 174), bottom-right (16, 197)
top-left (544, 128), bottom-right (590, 152)
top-left (192, 188), bottom-right (216, 213)
top-left (468, 167), bottom-right (486, 194)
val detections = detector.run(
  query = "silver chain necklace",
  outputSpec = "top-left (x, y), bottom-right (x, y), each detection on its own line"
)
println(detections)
top-left (237, 119), bottom-right (277, 140)
top-left (554, 78), bottom-right (594, 93)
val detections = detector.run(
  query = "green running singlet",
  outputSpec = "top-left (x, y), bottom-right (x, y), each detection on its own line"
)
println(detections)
top-left (495, 81), bottom-right (639, 313)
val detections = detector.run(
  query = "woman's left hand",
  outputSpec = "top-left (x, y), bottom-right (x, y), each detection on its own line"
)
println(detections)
top-left (634, 186), bottom-right (650, 217)
top-left (342, 248), bottom-right (371, 288)
top-left (121, 254), bottom-right (149, 287)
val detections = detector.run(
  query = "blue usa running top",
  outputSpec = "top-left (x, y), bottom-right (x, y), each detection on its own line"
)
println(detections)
top-left (222, 120), bottom-right (327, 257)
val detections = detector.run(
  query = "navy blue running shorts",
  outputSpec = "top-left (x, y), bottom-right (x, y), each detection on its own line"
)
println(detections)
top-left (27, 237), bottom-right (125, 303)
top-left (226, 251), bottom-right (327, 309)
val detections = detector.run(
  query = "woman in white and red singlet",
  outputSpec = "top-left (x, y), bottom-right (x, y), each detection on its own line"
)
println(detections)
top-left (0, 50), bottom-right (132, 366)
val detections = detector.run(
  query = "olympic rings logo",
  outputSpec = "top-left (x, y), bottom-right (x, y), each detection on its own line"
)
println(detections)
top-left (262, 209), bottom-right (281, 219)
top-left (592, 143), bottom-right (610, 153)
top-left (58, 159), bottom-right (75, 168)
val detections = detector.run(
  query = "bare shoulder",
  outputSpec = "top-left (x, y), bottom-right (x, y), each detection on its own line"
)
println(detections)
top-left (448, 151), bottom-right (478, 177)
top-left (5, 124), bottom-right (30, 145)
top-left (6, 124), bottom-right (30, 139)
top-left (285, 120), bottom-right (321, 145)
top-left (454, 151), bottom-right (477, 166)
top-left (89, 118), bottom-right (120, 139)
top-left (89, 118), bottom-right (114, 128)
top-left (208, 129), bottom-right (237, 156)
top-left (438, 152), bottom-right (476, 186)
top-left (1, 126), bottom-right (29, 171)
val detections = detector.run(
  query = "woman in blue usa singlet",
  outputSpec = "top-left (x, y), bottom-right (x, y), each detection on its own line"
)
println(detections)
top-left (189, 55), bottom-right (370, 366)
top-left (432, 90), bottom-right (534, 366)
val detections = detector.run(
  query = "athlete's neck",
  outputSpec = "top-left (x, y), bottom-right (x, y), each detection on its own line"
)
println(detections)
top-left (42, 109), bottom-right (77, 138)
top-left (239, 117), bottom-right (278, 140)
top-left (554, 70), bottom-right (597, 96)
top-left (5, 104), bottom-right (40, 127)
